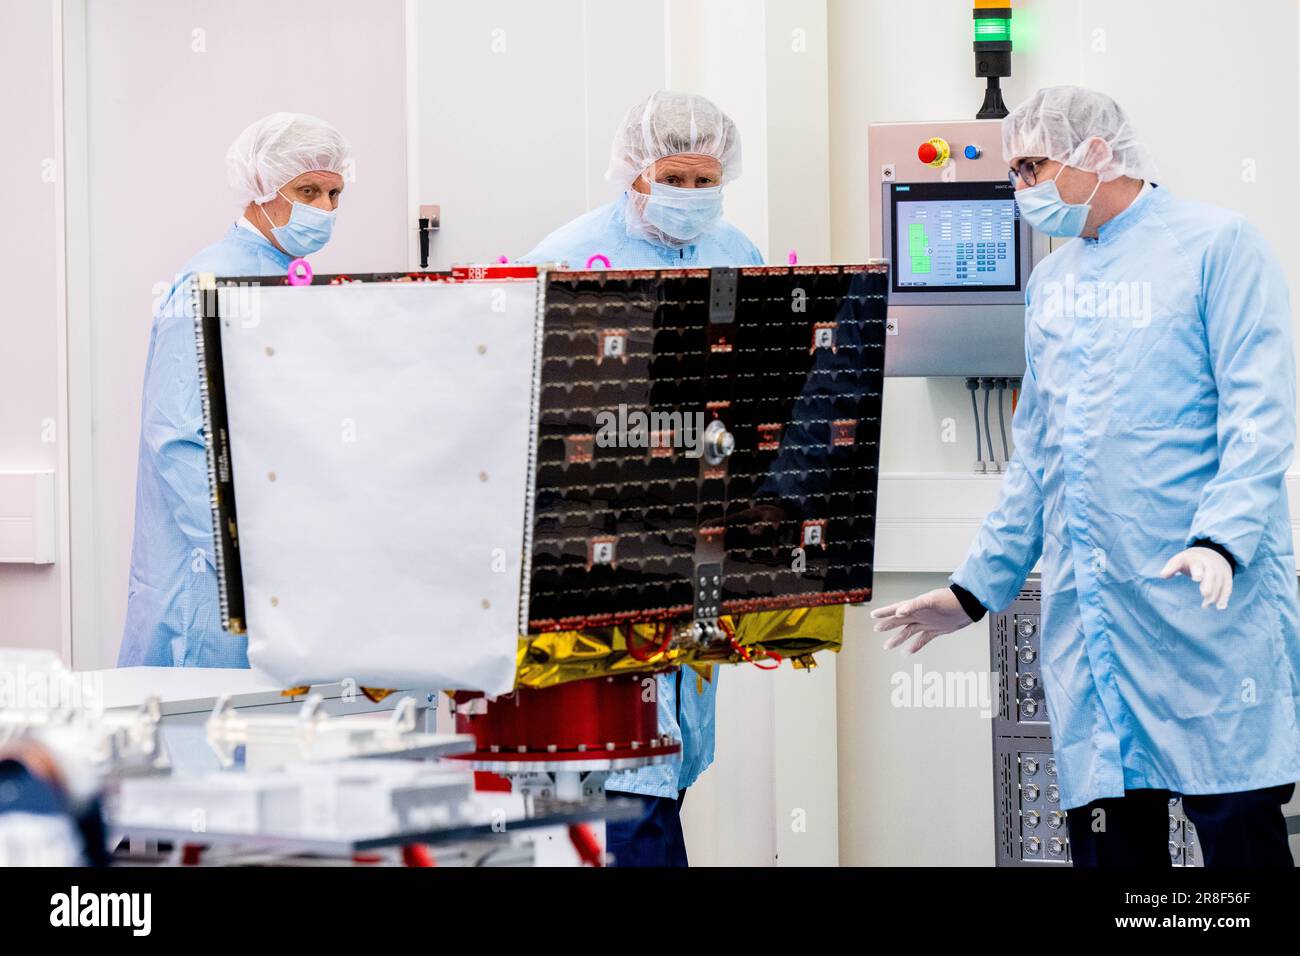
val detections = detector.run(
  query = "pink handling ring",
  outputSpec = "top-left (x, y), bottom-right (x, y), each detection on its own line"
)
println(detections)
top-left (586, 254), bottom-right (611, 270)
top-left (788, 249), bottom-right (799, 266)
top-left (287, 258), bottom-right (313, 286)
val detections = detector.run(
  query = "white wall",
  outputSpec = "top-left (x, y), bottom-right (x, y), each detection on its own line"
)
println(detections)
top-left (412, 0), bottom-right (667, 268)
top-left (666, 0), bottom-right (771, 260)
top-left (830, 0), bottom-right (1300, 865)
top-left (765, 0), bottom-right (832, 265)
top-left (0, 0), bottom-right (67, 654)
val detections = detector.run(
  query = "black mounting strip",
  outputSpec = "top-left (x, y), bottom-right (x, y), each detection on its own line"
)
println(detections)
top-left (708, 267), bottom-right (738, 324)
top-left (195, 277), bottom-right (246, 634)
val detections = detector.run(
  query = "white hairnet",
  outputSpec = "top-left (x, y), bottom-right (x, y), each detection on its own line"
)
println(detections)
top-left (1002, 86), bottom-right (1157, 183)
top-left (606, 91), bottom-right (743, 191)
top-left (226, 112), bottom-right (352, 205)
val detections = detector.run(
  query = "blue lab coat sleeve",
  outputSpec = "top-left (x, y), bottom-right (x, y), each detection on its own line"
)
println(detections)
top-left (1186, 219), bottom-right (1296, 569)
top-left (120, 224), bottom-right (292, 668)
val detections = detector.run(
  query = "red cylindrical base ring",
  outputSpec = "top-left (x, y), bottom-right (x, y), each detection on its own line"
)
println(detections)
top-left (450, 673), bottom-right (675, 763)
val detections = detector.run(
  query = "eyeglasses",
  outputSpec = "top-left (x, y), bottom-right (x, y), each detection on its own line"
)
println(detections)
top-left (1008, 158), bottom-right (1049, 187)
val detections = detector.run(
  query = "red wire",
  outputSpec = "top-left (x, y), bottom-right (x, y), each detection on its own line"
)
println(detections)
top-left (624, 622), bottom-right (672, 662)
top-left (719, 618), bottom-right (782, 670)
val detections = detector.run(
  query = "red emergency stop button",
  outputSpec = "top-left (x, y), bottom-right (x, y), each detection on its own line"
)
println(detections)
top-left (917, 137), bottom-right (951, 168)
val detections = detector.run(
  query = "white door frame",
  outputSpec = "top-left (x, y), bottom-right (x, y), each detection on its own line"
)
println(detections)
top-left (55, 0), bottom-right (97, 668)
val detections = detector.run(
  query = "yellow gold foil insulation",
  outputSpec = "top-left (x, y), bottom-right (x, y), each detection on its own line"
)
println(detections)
top-left (514, 604), bottom-right (845, 689)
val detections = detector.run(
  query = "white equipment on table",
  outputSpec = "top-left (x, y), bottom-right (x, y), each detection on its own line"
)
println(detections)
top-left (204, 693), bottom-right (471, 771)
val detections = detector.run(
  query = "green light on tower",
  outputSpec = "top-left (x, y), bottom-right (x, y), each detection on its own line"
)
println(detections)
top-left (974, 18), bottom-right (1011, 42)
top-left (973, 4), bottom-right (1013, 119)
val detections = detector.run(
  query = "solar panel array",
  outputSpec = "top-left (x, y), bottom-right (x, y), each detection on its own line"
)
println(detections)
top-left (525, 265), bottom-right (888, 633)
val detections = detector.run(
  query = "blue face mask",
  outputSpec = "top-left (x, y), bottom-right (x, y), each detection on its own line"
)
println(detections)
top-left (1014, 171), bottom-right (1102, 238)
top-left (641, 182), bottom-right (724, 242)
top-left (262, 190), bottom-right (336, 256)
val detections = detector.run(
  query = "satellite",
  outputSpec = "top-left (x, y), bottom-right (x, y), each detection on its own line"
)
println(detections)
top-left (196, 262), bottom-right (888, 776)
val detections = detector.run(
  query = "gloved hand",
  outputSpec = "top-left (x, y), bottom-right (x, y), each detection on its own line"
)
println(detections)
top-left (1160, 546), bottom-right (1233, 610)
top-left (872, 588), bottom-right (974, 654)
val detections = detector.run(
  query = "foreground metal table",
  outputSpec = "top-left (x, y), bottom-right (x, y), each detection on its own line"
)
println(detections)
top-left (108, 795), bottom-right (642, 864)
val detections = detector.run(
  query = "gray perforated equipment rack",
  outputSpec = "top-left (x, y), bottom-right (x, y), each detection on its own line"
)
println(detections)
top-left (990, 580), bottom-right (1200, 867)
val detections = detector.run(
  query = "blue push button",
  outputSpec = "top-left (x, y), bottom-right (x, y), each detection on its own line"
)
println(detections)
top-left (963, 145), bottom-right (982, 160)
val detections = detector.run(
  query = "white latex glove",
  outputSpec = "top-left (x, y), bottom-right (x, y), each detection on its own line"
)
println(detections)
top-left (872, 587), bottom-right (974, 654)
top-left (1160, 546), bottom-right (1233, 610)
